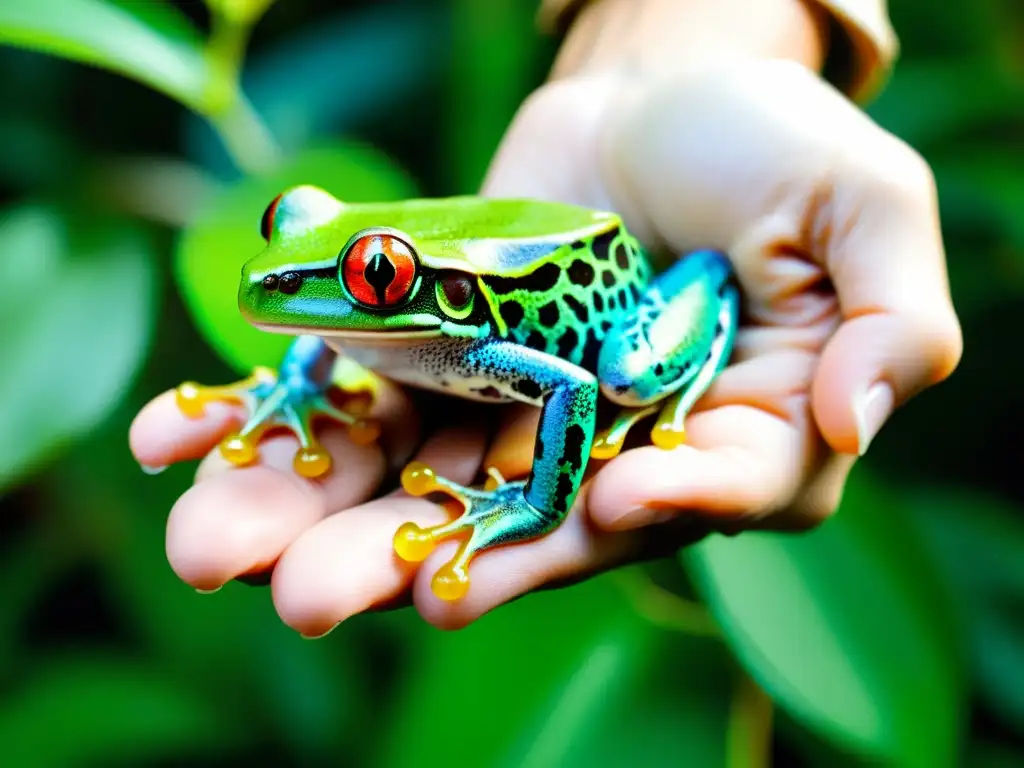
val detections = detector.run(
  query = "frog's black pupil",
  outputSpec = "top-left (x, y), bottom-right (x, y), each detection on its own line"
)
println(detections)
top-left (262, 274), bottom-right (279, 291)
top-left (441, 272), bottom-right (473, 308)
top-left (279, 272), bottom-right (302, 294)
top-left (364, 252), bottom-right (397, 304)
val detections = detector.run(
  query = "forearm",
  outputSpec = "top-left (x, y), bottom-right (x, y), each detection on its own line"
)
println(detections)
top-left (547, 0), bottom-right (830, 81)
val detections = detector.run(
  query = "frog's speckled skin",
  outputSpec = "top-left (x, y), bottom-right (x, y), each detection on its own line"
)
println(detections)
top-left (174, 186), bottom-right (739, 601)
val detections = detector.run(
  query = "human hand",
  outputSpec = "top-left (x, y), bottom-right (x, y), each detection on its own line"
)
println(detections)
top-left (481, 58), bottom-right (963, 552)
top-left (129, 57), bottom-right (960, 635)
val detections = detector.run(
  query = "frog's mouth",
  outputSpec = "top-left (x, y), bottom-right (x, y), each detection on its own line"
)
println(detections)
top-left (251, 322), bottom-right (443, 340)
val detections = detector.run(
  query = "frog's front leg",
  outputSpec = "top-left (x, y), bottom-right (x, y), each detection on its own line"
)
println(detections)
top-left (392, 340), bottom-right (598, 601)
top-left (175, 335), bottom-right (381, 478)
top-left (592, 249), bottom-right (740, 459)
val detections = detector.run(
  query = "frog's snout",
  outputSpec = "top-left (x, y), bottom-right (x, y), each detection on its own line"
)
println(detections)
top-left (239, 261), bottom-right (304, 320)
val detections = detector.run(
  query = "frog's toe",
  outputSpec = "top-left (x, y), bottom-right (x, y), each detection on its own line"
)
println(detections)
top-left (393, 466), bottom-right (556, 602)
top-left (393, 461), bottom-right (471, 562)
top-left (176, 367), bottom-right (381, 478)
top-left (292, 443), bottom-right (332, 478)
top-left (649, 390), bottom-right (689, 452)
top-left (219, 431), bottom-right (264, 467)
top-left (176, 366), bottom-right (277, 419)
top-left (650, 421), bottom-right (687, 450)
top-left (591, 404), bottom-right (659, 460)
top-left (277, 394), bottom-right (381, 479)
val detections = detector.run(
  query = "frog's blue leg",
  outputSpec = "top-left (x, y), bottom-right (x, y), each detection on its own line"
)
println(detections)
top-left (591, 249), bottom-right (739, 459)
top-left (176, 335), bottom-right (381, 478)
top-left (393, 340), bottom-right (597, 601)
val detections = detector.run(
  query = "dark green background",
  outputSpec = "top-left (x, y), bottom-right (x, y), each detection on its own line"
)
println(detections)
top-left (1, 1), bottom-right (1022, 766)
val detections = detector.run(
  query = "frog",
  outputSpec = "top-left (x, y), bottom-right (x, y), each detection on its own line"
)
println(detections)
top-left (173, 184), bottom-right (740, 602)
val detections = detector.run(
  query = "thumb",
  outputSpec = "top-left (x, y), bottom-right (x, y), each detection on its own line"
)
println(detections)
top-left (810, 142), bottom-right (963, 456)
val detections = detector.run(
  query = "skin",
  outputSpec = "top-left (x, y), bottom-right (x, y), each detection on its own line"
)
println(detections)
top-left (129, 0), bottom-right (962, 634)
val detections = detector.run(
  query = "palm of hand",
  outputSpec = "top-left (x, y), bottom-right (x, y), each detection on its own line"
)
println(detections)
top-left (130, 61), bottom-right (960, 634)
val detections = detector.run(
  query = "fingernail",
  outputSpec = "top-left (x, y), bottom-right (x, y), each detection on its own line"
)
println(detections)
top-left (612, 506), bottom-right (677, 530)
top-left (140, 464), bottom-right (167, 476)
top-left (195, 586), bottom-right (222, 595)
top-left (301, 624), bottom-right (339, 640)
top-left (855, 382), bottom-right (894, 456)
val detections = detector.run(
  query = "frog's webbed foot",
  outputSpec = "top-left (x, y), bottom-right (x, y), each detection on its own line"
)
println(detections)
top-left (174, 338), bottom-right (381, 478)
top-left (392, 463), bottom-right (558, 601)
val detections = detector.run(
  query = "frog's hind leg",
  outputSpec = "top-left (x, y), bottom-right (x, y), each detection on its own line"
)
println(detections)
top-left (176, 335), bottom-right (381, 478)
top-left (592, 249), bottom-right (740, 459)
top-left (392, 340), bottom-right (598, 602)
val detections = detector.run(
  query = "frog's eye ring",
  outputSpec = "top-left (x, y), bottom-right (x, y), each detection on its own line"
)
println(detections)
top-left (260, 193), bottom-right (284, 242)
top-left (341, 232), bottom-right (418, 307)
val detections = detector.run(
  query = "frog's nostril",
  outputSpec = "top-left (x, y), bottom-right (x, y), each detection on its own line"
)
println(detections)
top-left (262, 274), bottom-right (280, 291)
top-left (279, 272), bottom-right (302, 294)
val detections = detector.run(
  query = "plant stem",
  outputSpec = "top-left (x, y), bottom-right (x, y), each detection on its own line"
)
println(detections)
top-left (202, 8), bottom-right (281, 175)
top-left (613, 568), bottom-right (721, 637)
top-left (726, 667), bottom-right (774, 768)
top-left (207, 93), bottom-right (281, 176)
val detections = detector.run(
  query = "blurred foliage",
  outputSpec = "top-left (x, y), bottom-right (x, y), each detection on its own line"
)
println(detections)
top-left (0, 0), bottom-right (1021, 766)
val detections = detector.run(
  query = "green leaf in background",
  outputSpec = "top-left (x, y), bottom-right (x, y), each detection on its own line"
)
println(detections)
top-left (51, 424), bottom-right (364, 761)
top-left (0, 205), bottom-right (156, 493)
top-left (682, 467), bottom-right (965, 767)
top-left (0, 0), bottom-right (213, 111)
top-left (174, 142), bottom-right (419, 374)
top-left (0, 655), bottom-right (247, 767)
top-left (184, 1), bottom-right (448, 178)
top-left (379, 572), bottom-right (730, 768)
top-left (901, 486), bottom-right (1024, 737)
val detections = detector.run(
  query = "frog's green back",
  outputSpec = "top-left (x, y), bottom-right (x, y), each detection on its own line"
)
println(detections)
top-left (330, 197), bottom-right (620, 277)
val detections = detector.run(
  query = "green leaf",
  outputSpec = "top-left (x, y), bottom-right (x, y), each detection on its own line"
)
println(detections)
top-left (0, 655), bottom-right (246, 767)
top-left (0, 205), bottom-right (156, 493)
top-left (174, 142), bottom-right (419, 373)
top-left (378, 571), bottom-right (731, 768)
top-left (682, 467), bottom-right (965, 767)
top-left (901, 486), bottom-right (1024, 736)
top-left (0, 0), bottom-right (212, 110)
top-left (53, 402), bottom-right (362, 759)
top-left (184, 1), bottom-right (446, 179)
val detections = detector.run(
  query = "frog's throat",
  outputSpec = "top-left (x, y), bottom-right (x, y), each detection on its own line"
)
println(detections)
top-left (251, 323), bottom-right (444, 341)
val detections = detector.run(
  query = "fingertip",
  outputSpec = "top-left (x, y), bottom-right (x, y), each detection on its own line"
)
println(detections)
top-left (130, 390), bottom-right (244, 470)
top-left (809, 314), bottom-right (954, 456)
top-left (165, 466), bottom-right (321, 591)
top-left (271, 500), bottom-right (446, 638)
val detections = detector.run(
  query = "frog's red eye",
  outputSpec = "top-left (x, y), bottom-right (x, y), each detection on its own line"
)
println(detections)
top-left (260, 193), bottom-right (283, 242)
top-left (341, 232), bottom-right (418, 307)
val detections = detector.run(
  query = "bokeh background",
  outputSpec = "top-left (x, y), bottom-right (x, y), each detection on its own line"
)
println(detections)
top-left (1, 0), bottom-right (1022, 766)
